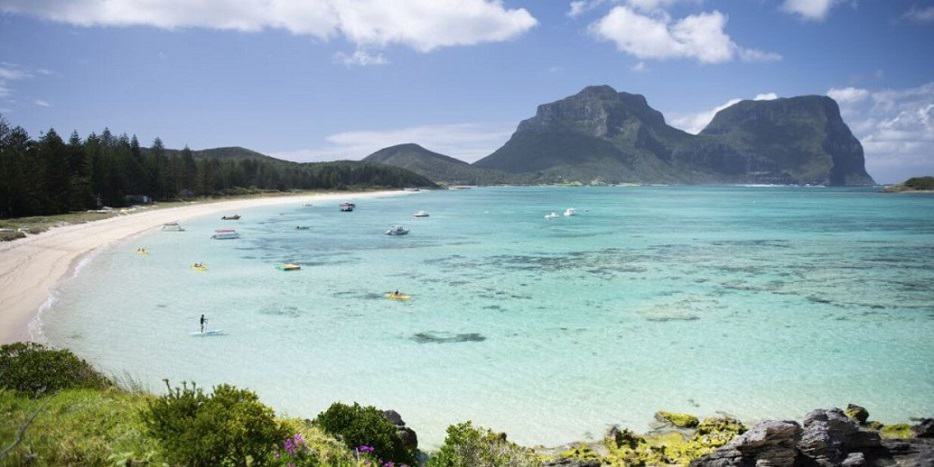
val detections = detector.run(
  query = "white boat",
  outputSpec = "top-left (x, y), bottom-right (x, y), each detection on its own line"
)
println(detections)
top-left (563, 208), bottom-right (577, 217)
top-left (385, 225), bottom-right (409, 236)
top-left (211, 229), bottom-right (240, 240)
top-left (412, 211), bottom-right (430, 218)
top-left (340, 202), bottom-right (355, 212)
top-left (545, 212), bottom-right (559, 219)
top-left (162, 222), bottom-right (185, 231)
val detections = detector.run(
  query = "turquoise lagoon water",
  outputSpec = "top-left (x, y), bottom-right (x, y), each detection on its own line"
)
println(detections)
top-left (42, 186), bottom-right (934, 446)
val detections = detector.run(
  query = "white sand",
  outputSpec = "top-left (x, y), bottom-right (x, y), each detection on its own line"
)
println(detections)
top-left (0, 191), bottom-right (405, 344)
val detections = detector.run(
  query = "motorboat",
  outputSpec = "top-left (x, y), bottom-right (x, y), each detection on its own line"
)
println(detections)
top-left (563, 208), bottom-right (577, 217)
top-left (277, 263), bottom-right (301, 271)
top-left (545, 212), bottom-right (559, 219)
top-left (385, 225), bottom-right (409, 236)
top-left (221, 214), bottom-right (241, 220)
top-left (211, 229), bottom-right (240, 240)
top-left (162, 222), bottom-right (185, 231)
top-left (296, 226), bottom-right (311, 230)
top-left (412, 211), bottom-right (430, 218)
top-left (340, 202), bottom-right (355, 212)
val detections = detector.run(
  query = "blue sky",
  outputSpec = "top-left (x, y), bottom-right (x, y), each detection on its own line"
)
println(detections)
top-left (1, 0), bottom-right (932, 183)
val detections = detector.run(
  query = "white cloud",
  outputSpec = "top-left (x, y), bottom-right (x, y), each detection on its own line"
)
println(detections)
top-left (334, 50), bottom-right (388, 67)
top-left (904, 6), bottom-right (934, 23)
top-left (669, 98), bottom-right (741, 134)
top-left (589, 6), bottom-right (779, 64)
top-left (631, 61), bottom-right (647, 72)
top-left (568, 1), bottom-right (589, 17)
top-left (669, 92), bottom-right (780, 134)
top-left (827, 86), bottom-right (869, 104)
top-left (820, 82), bottom-right (934, 183)
top-left (781, 0), bottom-right (838, 21)
top-left (33, 99), bottom-right (51, 107)
top-left (0, 63), bottom-right (34, 99)
top-left (272, 122), bottom-right (514, 163)
top-left (0, 0), bottom-right (537, 53)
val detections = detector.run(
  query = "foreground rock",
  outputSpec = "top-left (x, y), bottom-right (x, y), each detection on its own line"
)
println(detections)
top-left (691, 408), bottom-right (934, 466)
top-left (382, 409), bottom-right (418, 451)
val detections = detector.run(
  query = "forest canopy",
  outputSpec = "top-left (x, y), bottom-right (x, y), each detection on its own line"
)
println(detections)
top-left (0, 116), bottom-right (435, 218)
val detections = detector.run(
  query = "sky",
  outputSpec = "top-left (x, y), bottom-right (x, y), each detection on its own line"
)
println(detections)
top-left (0, 0), bottom-right (932, 183)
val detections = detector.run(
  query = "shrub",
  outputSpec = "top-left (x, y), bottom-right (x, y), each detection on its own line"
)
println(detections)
top-left (142, 380), bottom-right (286, 466)
top-left (313, 402), bottom-right (415, 465)
top-left (427, 421), bottom-right (540, 467)
top-left (0, 342), bottom-right (110, 397)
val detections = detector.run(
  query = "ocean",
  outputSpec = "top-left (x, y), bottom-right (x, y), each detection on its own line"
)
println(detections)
top-left (41, 186), bottom-right (934, 446)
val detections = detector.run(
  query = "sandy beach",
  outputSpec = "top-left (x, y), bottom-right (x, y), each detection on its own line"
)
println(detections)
top-left (0, 190), bottom-right (405, 344)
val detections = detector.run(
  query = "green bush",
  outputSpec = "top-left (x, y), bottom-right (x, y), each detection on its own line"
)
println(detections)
top-left (141, 381), bottom-right (286, 466)
top-left (427, 421), bottom-right (540, 467)
top-left (313, 402), bottom-right (415, 465)
top-left (0, 342), bottom-right (110, 397)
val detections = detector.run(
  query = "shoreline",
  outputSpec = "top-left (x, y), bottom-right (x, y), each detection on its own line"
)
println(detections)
top-left (0, 190), bottom-right (408, 344)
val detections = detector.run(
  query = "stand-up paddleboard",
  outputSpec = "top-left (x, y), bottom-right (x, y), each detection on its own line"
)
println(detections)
top-left (190, 329), bottom-right (224, 336)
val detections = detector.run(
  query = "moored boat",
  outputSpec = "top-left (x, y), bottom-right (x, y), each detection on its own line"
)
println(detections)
top-left (545, 212), bottom-right (559, 219)
top-left (563, 208), bottom-right (577, 217)
top-left (162, 222), bottom-right (185, 231)
top-left (412, 210), bottom-right (430, 218)
top-left (340, 202), bottom-right (355, 212)
top-left (277, 263), bottom-right (301, 271)
top-left (385, 225), bottom-right (409, 236)
top-left (221, 214), bottom-right (241, 220)
top-left (211, 229), bottom-right (240, 240)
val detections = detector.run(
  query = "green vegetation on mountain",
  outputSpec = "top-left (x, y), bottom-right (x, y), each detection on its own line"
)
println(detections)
top-left (363, 143), bottom-right (512, 185)
top-left (884, 176), bottom-right (934, 192)
top-left (368, 86), bottom-right (874, 186)
top-left (0, 116), bottom-right (435, 219)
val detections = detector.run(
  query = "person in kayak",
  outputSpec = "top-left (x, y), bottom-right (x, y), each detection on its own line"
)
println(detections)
top-left (200, 314), bottom-right (207, 333)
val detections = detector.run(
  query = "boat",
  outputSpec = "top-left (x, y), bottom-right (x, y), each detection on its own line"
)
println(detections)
top-left (340, 202), bottom-right (355, 212)
top-left (191, 263), bottom-right (208, 272)
top-left (563, 208), bottom-right (577, 217)
top-left (136, 247), bottom-right (149, 256)
top-left (412, 211), bottom-right (430, 218)
top-left (221, 215), bottom-right (241, 220)
top-left (277, 263), bottom-right (301, 271)
top-left (545, 212), bottom-right (559, 219)
top-left (161, 222), bottom-right (185, 231)
top-left (404, 187), bottom-right (420, 192)
top-left (386, 292), bottom-right (411, 301)
top-left (211, 229), bottom-right (240, 240)
top-left (385, 225), bottom-right (409, 236)
top-left (295, 226), bottom-right (311, 230)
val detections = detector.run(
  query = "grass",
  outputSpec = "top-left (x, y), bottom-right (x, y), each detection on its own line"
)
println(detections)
top-left (0, 388), bottom-right (163, 466)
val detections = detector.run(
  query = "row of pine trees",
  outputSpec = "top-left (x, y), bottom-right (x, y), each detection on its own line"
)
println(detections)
top-left (0, 116), bottom-right (431, 219)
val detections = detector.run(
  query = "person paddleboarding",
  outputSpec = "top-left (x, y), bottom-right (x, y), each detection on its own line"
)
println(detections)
top-left (200, 314), bottom-right (206, 333)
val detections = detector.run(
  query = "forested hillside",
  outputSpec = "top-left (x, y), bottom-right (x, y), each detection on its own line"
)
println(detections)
top-left (0, 117), bottom-right (435, 218)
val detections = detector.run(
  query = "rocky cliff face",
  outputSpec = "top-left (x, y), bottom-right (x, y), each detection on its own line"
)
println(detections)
top-left (472, 85), bottom-right (875, 186)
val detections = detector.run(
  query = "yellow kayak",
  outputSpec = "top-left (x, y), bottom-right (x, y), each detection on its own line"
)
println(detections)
top-left (136, 248), bottom-right (149, 256)
top-left (191, 264), bottom-right (208, 272)
top-left (386, 293), bottom-right (411, 301)
top-left (278, 263), bottom-right (301, 271)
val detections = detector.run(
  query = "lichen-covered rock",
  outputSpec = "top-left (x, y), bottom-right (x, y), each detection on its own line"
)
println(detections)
top-left (605, 425), bottom-right (642, 449)
top-left (846, 404), bottom-right (870, 424)
top-left (881, 424), bottom-right (915, 440)
top-left (656, 411), bottom-right (700, 429)
top-left (912, 419), bottom-right (934, 439)
top-left (690, 420), bottom-right (801, 467)
top-left (865, 421), bottom-right (885, 431)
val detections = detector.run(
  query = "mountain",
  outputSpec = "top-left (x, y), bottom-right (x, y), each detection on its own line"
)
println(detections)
top-left (363, 143), bottom-right (513, 185)
top-left (162, 146), bottom-right (285, 164)
top-left (472, 85), bottom-right (874, 186)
